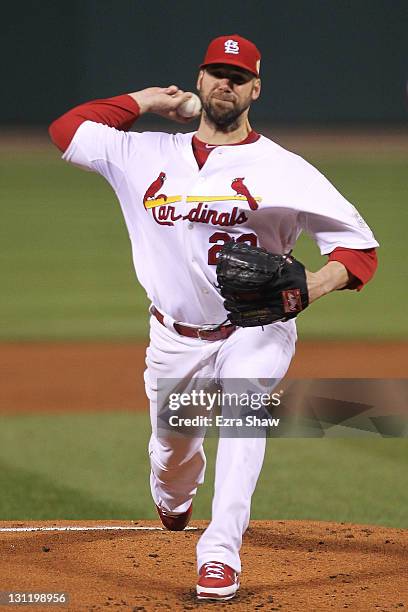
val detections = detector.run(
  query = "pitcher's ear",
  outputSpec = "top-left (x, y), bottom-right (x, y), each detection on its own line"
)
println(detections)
top-left (252, 78), bottom-right (261, 101)
top-left (197, 70), bottom-right (205, 91)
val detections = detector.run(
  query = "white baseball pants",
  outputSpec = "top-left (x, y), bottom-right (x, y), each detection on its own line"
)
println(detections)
top-left (145, 313), bottom-right (296, 573)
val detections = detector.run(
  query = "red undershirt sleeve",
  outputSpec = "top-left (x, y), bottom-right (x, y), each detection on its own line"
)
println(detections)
top-left (49, 94), bottom-right (140, 152)
top-left (328, 247), bottom-right (378, 290)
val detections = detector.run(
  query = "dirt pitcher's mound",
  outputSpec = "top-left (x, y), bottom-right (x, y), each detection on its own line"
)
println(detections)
top-left (0, 520), bottom-right (407, 611)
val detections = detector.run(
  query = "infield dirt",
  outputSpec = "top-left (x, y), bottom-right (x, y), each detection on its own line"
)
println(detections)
top-left (0, 520), bottom-right (407, 611)
top-left (1, 340), bottom-right (407, 413)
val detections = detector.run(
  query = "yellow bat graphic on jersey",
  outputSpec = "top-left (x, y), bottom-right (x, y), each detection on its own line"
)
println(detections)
top-left (145, 195), bottom-right (262, 209)
top-left (144, 176), bottom-right (261, 211)
top-left (187, 196), bottom-right (262, 204)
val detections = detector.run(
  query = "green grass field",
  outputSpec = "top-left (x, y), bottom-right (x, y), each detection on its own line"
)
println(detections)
top-left (1, 146), bottom-right (407, 340)
top-left (0, 412), bottom-right (406, 527)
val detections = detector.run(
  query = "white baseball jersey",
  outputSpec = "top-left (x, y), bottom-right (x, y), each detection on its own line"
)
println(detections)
top-left (62, 121), bottom-right (379, 326)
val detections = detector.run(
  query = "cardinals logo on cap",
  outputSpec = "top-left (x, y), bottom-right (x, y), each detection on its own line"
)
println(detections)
top-left (224, 39), bottom-right (240, 54)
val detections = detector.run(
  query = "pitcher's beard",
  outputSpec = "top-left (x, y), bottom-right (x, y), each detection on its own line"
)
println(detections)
top-left (201, 97), bottom-right (250, 132)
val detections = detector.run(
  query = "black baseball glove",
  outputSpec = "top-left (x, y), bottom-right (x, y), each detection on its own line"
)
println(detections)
top-left (216, 241), bottom-right (309, 327)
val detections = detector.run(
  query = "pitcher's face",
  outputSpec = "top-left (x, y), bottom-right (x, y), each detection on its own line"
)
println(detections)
top-left (197, 65), bottom-right (261, 129)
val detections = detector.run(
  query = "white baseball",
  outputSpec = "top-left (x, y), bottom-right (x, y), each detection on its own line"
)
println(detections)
top-left (178, 93), bottom-right (202, 118)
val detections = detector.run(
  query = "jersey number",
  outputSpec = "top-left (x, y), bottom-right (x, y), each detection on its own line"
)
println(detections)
top-left (208, 231), bottom-right (258, 265)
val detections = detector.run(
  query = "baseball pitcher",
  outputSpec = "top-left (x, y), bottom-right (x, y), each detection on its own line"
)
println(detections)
top-left (49, 34), bottom-right (378, 601)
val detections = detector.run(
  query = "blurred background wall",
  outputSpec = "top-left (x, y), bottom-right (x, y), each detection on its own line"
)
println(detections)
top-left (3, 0), bottom-right (407, 125)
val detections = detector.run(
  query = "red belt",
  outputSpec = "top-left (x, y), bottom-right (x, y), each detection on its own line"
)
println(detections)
top-left (151, 306), bottom-right (236, 341)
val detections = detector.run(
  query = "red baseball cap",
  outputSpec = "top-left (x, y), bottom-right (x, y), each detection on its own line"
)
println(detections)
top-left (200, 34), bottom-right (261, 77)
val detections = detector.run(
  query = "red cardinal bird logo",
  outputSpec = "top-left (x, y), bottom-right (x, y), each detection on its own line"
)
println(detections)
top-left (231, 177), bottom-right (258, 211)
top-left (143, 172), bottom-right (167, 209)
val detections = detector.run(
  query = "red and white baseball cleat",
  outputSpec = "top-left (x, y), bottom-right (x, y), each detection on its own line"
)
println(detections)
top-left (196, 561), bottom-right (240, 600)
top-left (155, 503), bottom-right (192, 531)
